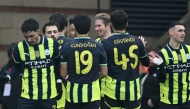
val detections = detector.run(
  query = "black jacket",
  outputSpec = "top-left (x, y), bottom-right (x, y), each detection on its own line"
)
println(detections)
top-left (141, 66), bottom-right (160, 109)
top-left (0, 59), bottom-right (22, 109)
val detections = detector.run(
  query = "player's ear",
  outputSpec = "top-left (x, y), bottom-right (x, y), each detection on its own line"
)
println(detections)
top-left (107, 22), bottom-right (111, 27)
top-left (168, 29), bottom-right (173, 36)
top-left (126, 22), bottom-right (128, 28)
top-left (37, 29), bottom-right (40, 34)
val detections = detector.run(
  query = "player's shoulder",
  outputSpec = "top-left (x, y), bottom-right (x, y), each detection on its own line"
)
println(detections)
top-left (124, 34), bottom-right (143, 46)
top-left (16, 40), bottom-right (26, 48)
top-left (63, 39), bottom-right (75, 46)
top-left (101, 36), bottom-right (113, 44)
top-left (127, 34), bottom-right (141, 42)
top-left (95, 37), bottom-right (101, 42)
top-left (92, 39), bottom-right (103, 47)
top-left (63, 36), bottom-right (73, 41)
top-left (45, 37), bottom-right (56, 43)
top-left (156, 46), bottom-right (167, 56)
top-left (159, 45), bottom-right (168, 52)
top-left (183, 44), bottom-right (190, 48)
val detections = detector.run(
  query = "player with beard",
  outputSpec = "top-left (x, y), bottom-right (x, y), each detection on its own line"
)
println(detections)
top-left (42, 21), bottom-right (67, 109)
top-left (0, 18), bottom-right (60, 109)
top-left (42, 21), bottom-right (60, 40)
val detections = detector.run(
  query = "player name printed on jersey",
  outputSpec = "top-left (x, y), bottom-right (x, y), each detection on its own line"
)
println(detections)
top-left (70, 42), bottom-right (96, 48)
top-left (114, 37), bottom-right (135, 44)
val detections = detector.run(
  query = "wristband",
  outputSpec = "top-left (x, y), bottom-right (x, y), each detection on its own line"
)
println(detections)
top-left (57, 79), bottom-right (62, 83)
top-left (153, 57), bottom-right (163, 65)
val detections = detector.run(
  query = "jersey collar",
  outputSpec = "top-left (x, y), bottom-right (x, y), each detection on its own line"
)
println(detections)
top-left (166, 43), bottom-right (183, 52)
top-left (75, 37), bottom-right (90, 40)
top-left (25, 34), bottom-right (44, 47)
top-left (59, 34), bottom-right (65, 37)
top-left (113, 32), bottom-right (129, 36)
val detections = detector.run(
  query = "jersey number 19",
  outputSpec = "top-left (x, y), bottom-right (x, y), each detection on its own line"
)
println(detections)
top-left (75, 50), bottom-right (93, 74)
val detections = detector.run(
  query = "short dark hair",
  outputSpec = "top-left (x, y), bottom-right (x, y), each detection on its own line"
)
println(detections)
top-left (21, 18), bottom-right (39, 33)
top-left (168, 21), bottom-right (184, 30)
top-left (73, 14), bottom-right (91, 34)
top-left (42, 21), bottom-right (59, 34)
top-left (49, 12), bottom-right (68, 32)
top-left (69, 18), bottom-right (74, 25)
top-left (110, 10), bottom-right (128, 30)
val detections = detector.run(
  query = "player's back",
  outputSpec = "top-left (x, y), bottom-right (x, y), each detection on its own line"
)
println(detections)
top-left (102, 33), bottom-right (146, 81)
top-left (63, 37), bottom-right (104, 84)
top-left (62, 37), bottom-right (106, 103)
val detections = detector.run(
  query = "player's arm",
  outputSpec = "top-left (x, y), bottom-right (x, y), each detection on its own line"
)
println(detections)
top-left (52, 39), bottom-right (62, 80)
top-left (8, 45), bottom-right (23, 80)
top-left (156, 51), bottom-right (166, 83)
top-left (138, 38), bottom-right (150, 67)
top-left (99, 44), bottom-right (108, 79)
top-left (53, 39), bottom-right (60, 59)
top-left (60, 46), bottom-right (68, 79)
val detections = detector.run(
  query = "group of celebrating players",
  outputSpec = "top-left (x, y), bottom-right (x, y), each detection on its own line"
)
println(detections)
top-left (0, 9), bottom-right (189, 109)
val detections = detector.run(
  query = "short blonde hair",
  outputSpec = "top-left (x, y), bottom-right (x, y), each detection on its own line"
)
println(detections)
top-left (95, 13), bottom-right (110, 26)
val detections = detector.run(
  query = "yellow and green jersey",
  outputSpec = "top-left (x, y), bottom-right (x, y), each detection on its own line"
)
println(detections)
top-left (101, 33), bottom-right (149, 101)
top-left (95, 37), bottom-right (106, 97)
top-left (158, 44), bottom-right (190, 104)
top-left (60, 37), bottom-right (107, 103)
top-left (13, 36), bottom-right (60, 100)
top-left (56, 35), bottom-right (72, 108)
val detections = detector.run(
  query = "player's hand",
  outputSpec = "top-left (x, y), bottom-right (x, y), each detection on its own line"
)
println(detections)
top-left (147, 99), bottom-right (154, 107)
top-left (56, 82), bottom-right (63, 100)
top-left (0, 75), bottom-right (10, 83)
top-left (139, 36), bottom-right (147, 47)
top-left (150, 54), bottom-right (163, 66)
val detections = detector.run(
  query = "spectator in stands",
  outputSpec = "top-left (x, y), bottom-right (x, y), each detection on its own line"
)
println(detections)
top-left (0, 42), bottom-right (22, 109)
top-left (141, 50), bottom-right (160, 109)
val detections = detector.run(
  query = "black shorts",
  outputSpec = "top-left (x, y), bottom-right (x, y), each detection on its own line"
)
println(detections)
top-left (17, 97), bottom-right (56, 109)
top-left (65, 100), bottom-right (100, 109)
top-left (104, 95), bottom-right (141, 109)
top-left (160, 101), bottom-right (190, 109)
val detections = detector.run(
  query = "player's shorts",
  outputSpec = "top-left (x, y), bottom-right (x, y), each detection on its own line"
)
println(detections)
top-left (17, 97), bottom-right (56, 109)
top-left (65, 100), bottom-right (100, 109)
top-left (104, 95), bottom-right (141, 109)
top-left (159, 101), bottom-right (190, 109)
top-left (57, 83), bottom-right (66, 109)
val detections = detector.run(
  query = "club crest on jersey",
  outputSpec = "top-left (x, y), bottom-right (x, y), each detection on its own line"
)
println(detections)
top-left (45, 49), bottom-right (50, 55)
top-left (186, 54), bottom-right (190, 60)
top-left (58, 39), bottom-right (64, 44)
top-left (35, 51), bottom-right (40, 58)
top-left (178, 54), bottom-right (182, 61)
